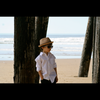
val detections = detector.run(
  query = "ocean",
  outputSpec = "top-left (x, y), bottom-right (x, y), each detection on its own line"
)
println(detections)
top-left (47, 34), bottom-right (85, 59)
top-left (0, 33), bottom-right (85, 60)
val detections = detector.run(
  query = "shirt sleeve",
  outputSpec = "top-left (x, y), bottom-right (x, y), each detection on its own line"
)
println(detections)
top-left (53, 59), bottom-right (57, 68)
top-left (50, 53), bottom-right (57, 68)
top-left (35, 56), bottom-right (42, 72)
top-left (52, 55), bottom-right (57, 68)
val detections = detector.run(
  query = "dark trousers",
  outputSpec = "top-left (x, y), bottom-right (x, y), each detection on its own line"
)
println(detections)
top-left (41, 78), bottom-right (56, 84)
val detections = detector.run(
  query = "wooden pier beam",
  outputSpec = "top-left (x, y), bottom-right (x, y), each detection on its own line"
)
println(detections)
top-left (92, 17), bottom-right (100, 83)
top-left (34, 16), bottom-right (49, 83)
top-left (35, 17), bottom-right (49, 58)
top-left (14, 17), bottom-right (36, 83)
top-left (92, 17), bottom-right (96, 83)
top-left (14, 16), bottom-right (49, 83)
top-left (78, 17), bottom-right (93, 77)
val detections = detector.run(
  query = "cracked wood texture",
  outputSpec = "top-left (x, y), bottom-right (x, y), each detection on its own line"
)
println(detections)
top-left (92, 17), bottom-right (100, 83)
top-left (78, 17), bottom-right (93, 77)
top-left (14, 17), bottom-right (36, 83)
top-left (14, 17), bottom-right (49, 83)
top-left (34, 16), bottom-right (49, 83)
top-left (35, 17), bottom-right (49, 58)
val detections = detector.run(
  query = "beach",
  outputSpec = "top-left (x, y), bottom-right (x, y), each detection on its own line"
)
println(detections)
top-left (0, 59), bottom-right (92, 83)
top-left (56, 59), bottom-right (92, 83)
top-left (0, 60), bottom-right (14, 83)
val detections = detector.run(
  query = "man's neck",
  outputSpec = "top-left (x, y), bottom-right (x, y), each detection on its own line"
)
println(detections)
top-left (43, 51), bottom-right (48, 55)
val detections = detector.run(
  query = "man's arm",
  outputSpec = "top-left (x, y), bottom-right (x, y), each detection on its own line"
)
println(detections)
top-left (54, 68), bottom-right (57, 75)
top-left (54, 68), bottom-right (58, 82)
top-left (38, 70), bottom-right (43, 80)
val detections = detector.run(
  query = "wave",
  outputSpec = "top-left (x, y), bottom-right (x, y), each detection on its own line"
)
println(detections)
top-left (51, 37), bottom-right (84, 43)
top-left (0, 49), bottom-right (13, 51)
top-left (0, 36), bottom-right (85, 57)
top-left (51, 51), bottom-right (82, 56)
top-left (52, 47), bottom-right (82, 52)
top-left (0, 38), bottom-right (14, 44)
top-left (0, 37), bottom-right (84, 44)
top-left (0, 51), bottom-right (14, 55)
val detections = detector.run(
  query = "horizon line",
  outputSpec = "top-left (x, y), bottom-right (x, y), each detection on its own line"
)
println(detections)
top-left (0, 33), bottom-right (85, 35)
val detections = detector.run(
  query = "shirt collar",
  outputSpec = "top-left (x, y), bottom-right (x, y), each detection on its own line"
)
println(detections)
top-left (40, 52), bottom-right (44, 56)
top-left (40, 52), bottom-right (51, 56)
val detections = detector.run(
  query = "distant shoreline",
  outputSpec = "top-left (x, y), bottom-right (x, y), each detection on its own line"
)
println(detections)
top-left (0, 55), bottom-right (82, 61)
top-left (47, 33), bottom-right (85, 36)
top-left (0, 33), bottom-right (86, 61)
top-left (0, 33), bottom-right (85, 36)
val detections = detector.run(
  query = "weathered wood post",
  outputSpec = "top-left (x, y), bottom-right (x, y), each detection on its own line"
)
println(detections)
top-left (14, 16), bottom-right (49, 83)
top-left (35, 17), bottom-right (49, 83)
top-left (35, 17), bottom-right (49, 57)
top-left (92, 17), bottom-right (96, 83)
top-left (92, 17), bottom-right (100, 83)
top-left (34, 16), bottom-right (49, 83)
top-left (14, 17), bottom-right (36, 83)
top-left (78, 17), bottom-right (93, 77)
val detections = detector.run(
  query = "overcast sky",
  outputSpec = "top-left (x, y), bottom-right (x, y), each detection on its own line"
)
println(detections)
top-left (47, 17), bottom-right (89, 35)
top-left (0, 17), bottom-right (14, 34)
top-left (0, 17), bottom-right (89, 35)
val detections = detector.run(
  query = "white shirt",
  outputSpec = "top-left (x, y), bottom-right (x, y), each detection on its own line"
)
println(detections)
top-left (35, 52), bottom-right (57, 83)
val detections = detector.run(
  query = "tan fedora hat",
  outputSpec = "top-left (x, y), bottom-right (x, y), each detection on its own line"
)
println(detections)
top-left (38, 37), bottom-right (53, 47)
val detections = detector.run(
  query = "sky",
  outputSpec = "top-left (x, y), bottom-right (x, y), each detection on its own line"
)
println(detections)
top-left (0, 17), bottom-right (89, 35)
top-left (47, 17), bottom-right (89, 35)
top-left (0, 17), bottom-right (14, 34)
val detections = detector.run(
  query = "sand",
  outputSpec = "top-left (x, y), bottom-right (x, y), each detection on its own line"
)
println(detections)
top-left (56, 59), bottom-right (92, 83)
top-left (0, 59), bottom-right (92, 83)
top-left (0, 61), bottom-right (14, 83)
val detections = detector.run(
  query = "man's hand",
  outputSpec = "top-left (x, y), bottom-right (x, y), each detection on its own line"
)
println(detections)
top-left (56, 76), bottom-right (58, 82)
top-left (54, 68), bottom-right (58, 82)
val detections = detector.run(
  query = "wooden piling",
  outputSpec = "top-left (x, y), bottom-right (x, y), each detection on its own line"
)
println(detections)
top-left (92, 17), bottom-right (100, 83)
top-left (14, 17), bottom-right (49, 83)
top-left (34, 17), bottom-right (49, 83)
top-left (78, 17), bottom-right (93, 77)
top-left (35, 17), bottom-right (49, 57)
top-left (92, 17), bottom-right (96, 83)
top-left (14, 17), bottom-right (36, 83)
